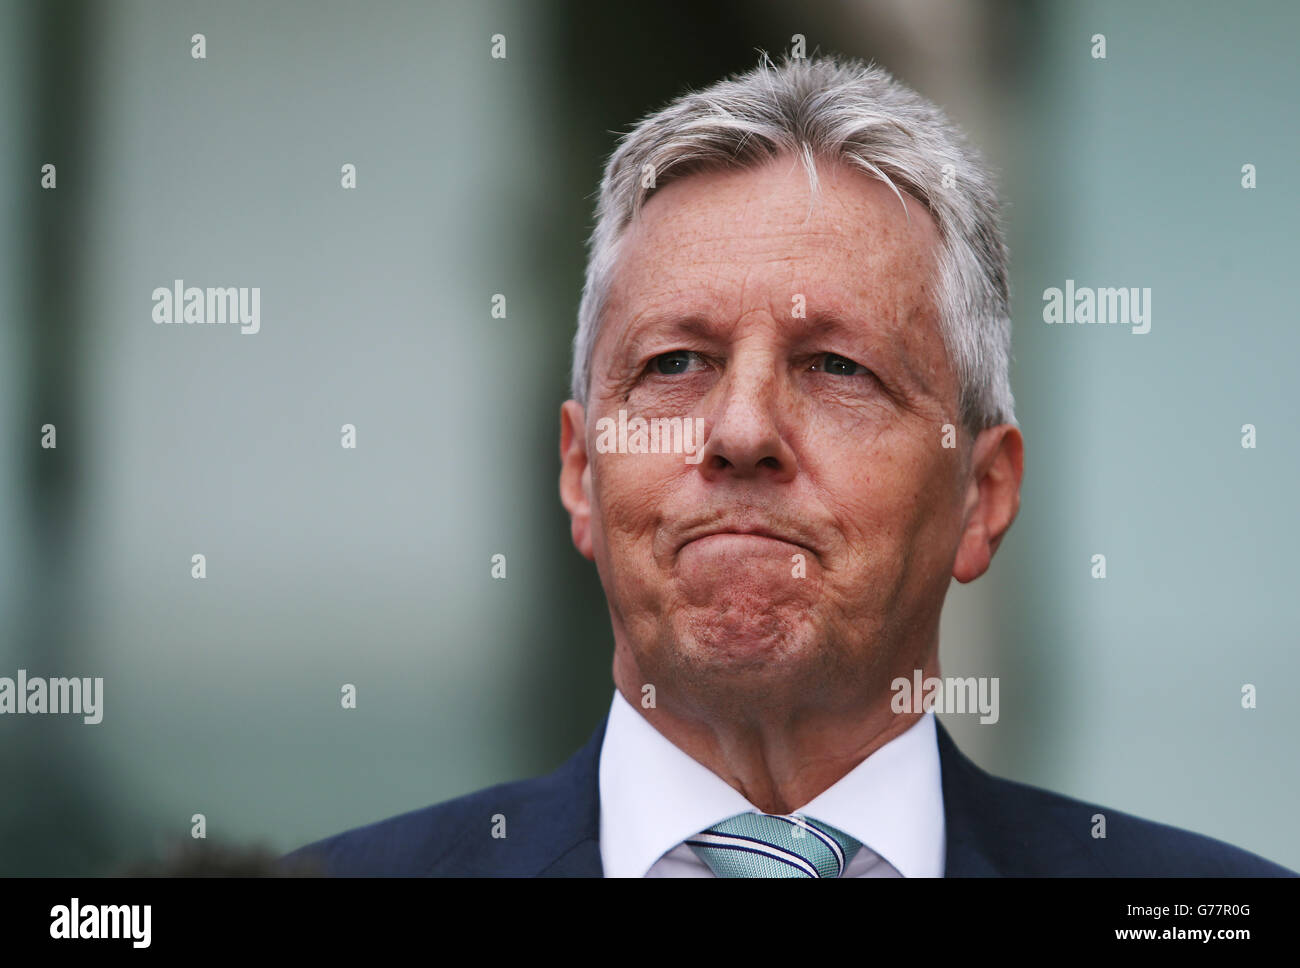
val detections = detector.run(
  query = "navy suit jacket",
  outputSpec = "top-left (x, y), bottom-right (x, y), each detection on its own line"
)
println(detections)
top-left (283, 715), bottom-right (1293, 876)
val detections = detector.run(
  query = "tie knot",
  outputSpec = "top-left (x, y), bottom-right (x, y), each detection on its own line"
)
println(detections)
top-left (687, 812), bottom-right (862, 878)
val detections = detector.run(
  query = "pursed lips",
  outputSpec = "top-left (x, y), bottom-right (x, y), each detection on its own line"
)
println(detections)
top-left (677, 524), bottom-right (813, 556)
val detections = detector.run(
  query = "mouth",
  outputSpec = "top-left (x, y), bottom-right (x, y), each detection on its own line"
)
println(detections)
top-left (677, 523), bottom-right (812, 556)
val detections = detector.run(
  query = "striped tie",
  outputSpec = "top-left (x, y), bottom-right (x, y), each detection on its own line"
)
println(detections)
top-left (687, 812), bottom-right (862, 878)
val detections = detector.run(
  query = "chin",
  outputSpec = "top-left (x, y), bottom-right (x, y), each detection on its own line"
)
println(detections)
top-left (673, 606), bottom-right (822, 671)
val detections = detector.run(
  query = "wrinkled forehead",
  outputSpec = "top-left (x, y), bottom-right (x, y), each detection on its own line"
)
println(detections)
top-left (596, 155), bottom-right (953, 397)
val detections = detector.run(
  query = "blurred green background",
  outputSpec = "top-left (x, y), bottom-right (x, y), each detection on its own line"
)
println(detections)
top-left (1, 0), bottom-right (1296, 873)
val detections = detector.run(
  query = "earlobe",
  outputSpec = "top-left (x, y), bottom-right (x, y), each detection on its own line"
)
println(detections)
top-left (559, 400), bottom-right (596, 561)
top-left (951, 424), bottom-right (1024, 584)
top-left (952, 517), bottom-right (991, 584)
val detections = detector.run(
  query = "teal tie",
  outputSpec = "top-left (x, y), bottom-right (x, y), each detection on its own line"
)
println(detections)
top-left (687, 812), bottom-right (862, 877)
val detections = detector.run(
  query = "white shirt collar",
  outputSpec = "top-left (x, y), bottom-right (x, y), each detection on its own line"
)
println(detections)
top-left (598, 689), bottom-right (945, 877)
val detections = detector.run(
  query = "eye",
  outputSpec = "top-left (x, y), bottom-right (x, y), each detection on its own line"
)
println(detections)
top-left (811, 352), bottom-right (870, 377)
top-left (649, 350), bottom-right (700, 375)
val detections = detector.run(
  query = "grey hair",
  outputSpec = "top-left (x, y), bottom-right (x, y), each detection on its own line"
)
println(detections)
top-left (569, 53), bottom-right (1016, 432)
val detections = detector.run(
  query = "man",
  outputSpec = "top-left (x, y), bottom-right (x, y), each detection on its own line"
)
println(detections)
top-left (284, 55), bottom-right (1291, 877)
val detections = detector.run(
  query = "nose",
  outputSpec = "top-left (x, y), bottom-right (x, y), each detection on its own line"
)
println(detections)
top-left (694, 353), bottom-right (798, 483)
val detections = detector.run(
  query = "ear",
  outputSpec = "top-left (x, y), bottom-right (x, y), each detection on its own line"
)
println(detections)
top-left (952, 424), bottom-right (1024, 583)
top-left (559, 399), bottom-right (595, 561)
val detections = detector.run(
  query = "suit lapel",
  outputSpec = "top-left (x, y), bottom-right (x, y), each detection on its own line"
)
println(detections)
top-left (531, 715), bottom-right (607, 876)
top-left (934, 718), bottom-right (1002, 875)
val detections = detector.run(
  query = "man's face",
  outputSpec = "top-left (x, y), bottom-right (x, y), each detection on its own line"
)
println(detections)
top-left (562, 154), bottom-right (992, 721)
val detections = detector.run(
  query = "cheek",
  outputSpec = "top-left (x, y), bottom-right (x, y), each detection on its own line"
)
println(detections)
top-left (588, 449), bottom-right (675, 551)
top-left (587, 453), bottom-right (683, 621)
top-left (824, 448), bottom-right (955, 568)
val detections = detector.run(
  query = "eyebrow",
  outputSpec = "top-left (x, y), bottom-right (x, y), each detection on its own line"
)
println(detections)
top-left (638, 314), bottom-right (719, 342)
top-left (801, 309), bottom-right (878, 345)
top-left (623, 308), bottom-right (873, 346)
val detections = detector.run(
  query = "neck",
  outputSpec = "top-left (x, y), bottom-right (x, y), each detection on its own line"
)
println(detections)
top-left (613, 649), bottom-right (940, 815)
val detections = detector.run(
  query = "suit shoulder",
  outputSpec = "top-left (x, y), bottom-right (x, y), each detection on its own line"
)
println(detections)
top-left (967, 764), bottom-right (1293, 876)
top-left (279, 720), bottom-right (606, 875)
top-left (279, 775), bottom-right (543, 875)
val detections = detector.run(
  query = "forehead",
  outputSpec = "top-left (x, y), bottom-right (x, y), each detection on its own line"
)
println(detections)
top-left (598, 153), bottom-right (952, 395)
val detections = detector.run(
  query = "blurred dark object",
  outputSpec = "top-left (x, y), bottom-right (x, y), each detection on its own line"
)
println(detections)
top-left (122, 839), bottom-right (321, 876)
